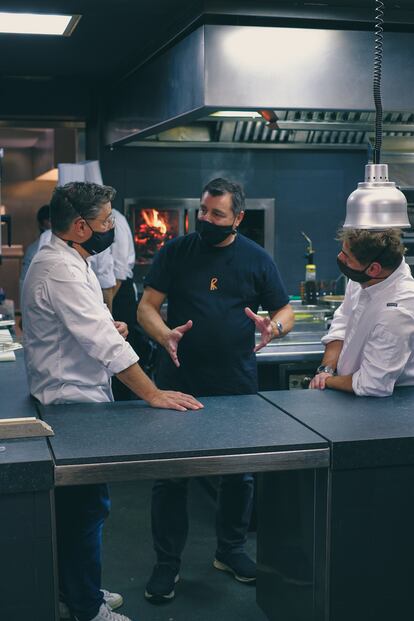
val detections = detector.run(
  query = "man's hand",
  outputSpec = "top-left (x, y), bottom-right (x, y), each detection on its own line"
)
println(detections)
top-left (309, 372), bottom-right (332, 390)
top-left (147, 389), bottom-right (204, 412)
top-left (244, 307), bottom-right (274, 353)
top-left (163, 320), bottom-right (193, 367)
top-left (114, 321), bottom-right (129, 340)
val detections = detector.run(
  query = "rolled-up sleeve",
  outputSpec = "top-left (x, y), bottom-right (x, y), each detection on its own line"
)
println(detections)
top-left (352, 318), bottom-right (413, 397)
top-left (47, 266), bottom-right (138, 374)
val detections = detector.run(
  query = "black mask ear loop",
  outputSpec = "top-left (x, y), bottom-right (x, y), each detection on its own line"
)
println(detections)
top-left (58, 198), bottom-right (88, 248)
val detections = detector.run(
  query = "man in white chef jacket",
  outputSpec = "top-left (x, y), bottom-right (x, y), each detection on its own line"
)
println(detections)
top-left (22, 181), bottom-right (202, 621)
top-left (310, 228), bottom-right (414, 397)
top-left (37, 227), bottom-right (117, 312)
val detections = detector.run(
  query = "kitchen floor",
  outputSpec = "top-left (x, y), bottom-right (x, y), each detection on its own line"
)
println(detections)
top-left (102, 479), bottom-right (266, 621)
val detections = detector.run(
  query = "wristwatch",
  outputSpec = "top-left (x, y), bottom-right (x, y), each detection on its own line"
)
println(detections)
top-left (271, 320), bottom-right (283, 337)
top-left (316, 365), bottom-right (336, 375)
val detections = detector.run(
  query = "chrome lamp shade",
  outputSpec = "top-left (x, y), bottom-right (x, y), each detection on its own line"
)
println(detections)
top-left (344, 164), bottom-right (410, 230)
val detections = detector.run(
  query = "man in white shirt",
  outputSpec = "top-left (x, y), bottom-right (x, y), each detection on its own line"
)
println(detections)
top-left (310, 228), bottom-right (414, 397)
top-left (37, 228), bottom-right (116, 312)
top-left (22, 181), bottom-right (202, 621)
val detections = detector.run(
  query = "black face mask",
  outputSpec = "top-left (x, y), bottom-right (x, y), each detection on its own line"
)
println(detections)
top-left (336, 245), bottom-right (390, 284)
top-left (80, 225), bottom-right (115, 255)
top-left (336, 256), bottom-right (373, 283)
top-left (197, 219), bottom-right (237, 246)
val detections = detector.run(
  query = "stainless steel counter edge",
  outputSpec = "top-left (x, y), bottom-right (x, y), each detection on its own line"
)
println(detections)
top-left (256, 348), bottom-right (324, 362)
top-left (54, 447), bottom-right (330, 486)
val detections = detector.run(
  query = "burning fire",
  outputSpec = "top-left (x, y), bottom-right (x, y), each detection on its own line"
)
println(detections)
top-left (141, 209), bottom-right (167, 235)
top-left (134, 208), bottom-right (174, 262)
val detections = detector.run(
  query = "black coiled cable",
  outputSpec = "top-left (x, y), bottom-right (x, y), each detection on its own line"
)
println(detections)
top-left (373, 0), bottom-right (384, 164)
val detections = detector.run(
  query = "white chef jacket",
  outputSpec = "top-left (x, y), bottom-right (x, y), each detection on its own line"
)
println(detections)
top-left (322, 258), bottom-right (414, 397)
top-left (38, 229), bottom-right (116, 289)
top-left (22, 234), bottom-right (138, 405)
top-left (112, 209), bottom-right (135, 281)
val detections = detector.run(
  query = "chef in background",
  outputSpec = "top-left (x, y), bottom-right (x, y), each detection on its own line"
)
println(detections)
top-left (310, 228), bottom-right (414, 396)
top-left (22, 181), bottom-right (202, 621)
top-left (19, 204), bottom-right (51, 297)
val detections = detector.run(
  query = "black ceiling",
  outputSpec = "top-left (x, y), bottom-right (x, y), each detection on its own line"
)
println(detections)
top-left (1, 0), bottom-right (414, 84)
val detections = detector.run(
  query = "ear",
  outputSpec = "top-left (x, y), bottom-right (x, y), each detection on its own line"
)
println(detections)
top-left (367, 261), bottom-right (383, 278)
top-left (234, 210), bottom-right (245, 228)
top-left (72, 216), bottom-right (89, 239)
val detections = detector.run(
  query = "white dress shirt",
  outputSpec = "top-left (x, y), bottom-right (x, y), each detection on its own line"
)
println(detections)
top-left (22, 234), bottom-right (138, 405)
top-left (38, 228), bottom-right (116, 289)
top-left (112, 209), bottom-right (135, 281)
top-left (322, 258), bottom-right (414, 397)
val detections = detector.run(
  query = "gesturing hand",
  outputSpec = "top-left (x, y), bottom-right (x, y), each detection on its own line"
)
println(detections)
top-left (113, 321), bottom-right (129, 340)
top-left (244, 307), bottom-right (274, 353)
top-left (163, 320), bottom-right (193, 367)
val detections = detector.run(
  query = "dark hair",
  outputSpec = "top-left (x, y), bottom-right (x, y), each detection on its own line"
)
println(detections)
top-left (337, 228), bottom-right (405, 270)
top-left (37, 204), bottom-right (50, 226)
top-left (201, 178), bottom-right (245, 215)
top-left (50, 182), bottom-right (116, 233)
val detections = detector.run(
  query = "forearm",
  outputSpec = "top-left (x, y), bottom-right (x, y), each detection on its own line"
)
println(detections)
top-left (113, 279), bottom-right (122, 299)
top-left (102, 287), bottom-right (113, 313)
top-left (321, 339), bottom-right (343, 370)
top-left (325, 374), bottom-right (354, 393)
top-left (270, 304), bottom-right (295, 337)
top-left (137, 301), bottom-right (170, 346)
top-left (116, 362), bottom-right (159, 402)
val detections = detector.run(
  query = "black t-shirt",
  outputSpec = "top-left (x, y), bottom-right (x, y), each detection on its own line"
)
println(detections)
top-left (144, 233), bottom-right (289, 396)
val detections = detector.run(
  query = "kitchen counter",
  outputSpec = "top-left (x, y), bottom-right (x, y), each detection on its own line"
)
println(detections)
top-left (5, 349), bottom-right (414, 621)
top-left (261, 387), bottom-right (414, 469)
top-left (256, 331), bottom-right (325, 363)
top-left (256, 388), bottom-right (414, 621)
top-left (0, 351), bottom-right (56, 621)
top-left (39, 395), bottom-right (329, 486)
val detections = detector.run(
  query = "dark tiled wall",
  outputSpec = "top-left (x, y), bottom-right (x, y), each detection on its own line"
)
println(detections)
top-left (101, 147), bottom-right (366, 294)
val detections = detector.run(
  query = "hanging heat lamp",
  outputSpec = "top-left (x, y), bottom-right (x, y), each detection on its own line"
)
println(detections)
top-left (343, 0), bottom-right (410, 230)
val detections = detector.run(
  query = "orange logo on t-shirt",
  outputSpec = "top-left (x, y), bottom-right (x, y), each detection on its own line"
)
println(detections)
top-left (210, 277), bottom-right (218, 291)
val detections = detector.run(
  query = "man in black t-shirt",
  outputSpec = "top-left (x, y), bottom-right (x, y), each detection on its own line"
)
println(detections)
top-left (137, 177), bottom-right (294, 603)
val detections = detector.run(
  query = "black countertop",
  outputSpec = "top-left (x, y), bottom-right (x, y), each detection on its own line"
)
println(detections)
top-left (0, 438), bottom-right (53, 493)
top-left (0, 352), bottom-right (53, 493)
top-left (260, 388), bottom-right (414, 469)
top-left (0, 351), bottom-right (37, 419)
top-left (39, 394), bottom-right (328, 466)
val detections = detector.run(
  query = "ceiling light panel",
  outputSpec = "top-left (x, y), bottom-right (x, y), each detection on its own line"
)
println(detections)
top-left (0, 12), bottom-right (80, 36)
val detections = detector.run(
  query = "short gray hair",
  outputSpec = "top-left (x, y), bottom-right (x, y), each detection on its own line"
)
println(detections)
top-left (50, 182), bottom-right (116, 233)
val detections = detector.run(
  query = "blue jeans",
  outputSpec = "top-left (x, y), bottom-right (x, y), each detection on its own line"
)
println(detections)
top-left (151, 474), bottom-right (254, 571)
top-left (55, 484), bottom-right (111, 621)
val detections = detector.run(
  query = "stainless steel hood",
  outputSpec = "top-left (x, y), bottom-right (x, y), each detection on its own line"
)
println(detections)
top-left (104, 24), bottom-right (414, 147)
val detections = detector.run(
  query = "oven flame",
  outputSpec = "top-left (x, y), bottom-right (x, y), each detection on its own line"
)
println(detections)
top-left (141, 209), bottom-right (167, 235)
top-left (134, 208), bottom-right (175, 263)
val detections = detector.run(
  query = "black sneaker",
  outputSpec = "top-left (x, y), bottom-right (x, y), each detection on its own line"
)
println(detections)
top-left (213, 552), bottom-right (256, 583)
top-left (144, 563), bottom-right (180, 603)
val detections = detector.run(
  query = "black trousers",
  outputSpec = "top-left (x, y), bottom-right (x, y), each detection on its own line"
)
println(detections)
top-left (151, 474), bottom-right (254, 571)
top-left (112, 278), bottom-right (137, 401)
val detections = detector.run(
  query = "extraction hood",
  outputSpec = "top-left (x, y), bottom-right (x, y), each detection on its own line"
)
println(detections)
top-left (104, 24), bottom-right (414, 148)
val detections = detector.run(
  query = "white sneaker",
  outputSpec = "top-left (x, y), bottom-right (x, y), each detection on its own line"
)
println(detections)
top-left (59, 590), bottom-right (124, 619)
top-left (88, 603), bottom-right (132, 621)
